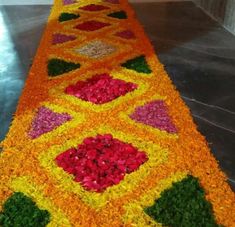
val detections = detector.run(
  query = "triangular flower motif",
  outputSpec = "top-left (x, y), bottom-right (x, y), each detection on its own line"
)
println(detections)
top-left (47, 58), bottom-right (81, 77)
top-left (130, 100), bottom-right (177, 133)
top-left (63, 0), bottom-right (76, 5)
top-left (59, 12), bottom-right (80, 22)
top-left (121, 55), bottom-right (152, 74)
top-left (0, 192), bottom-right (50, 226)
top-left (144, 176), bottom-right (219, 226)
top-left (108, 11), bottom-right (127, 19)
top-left (52, 33), bottom-right (76, 45)
top-left (28, 107), bottom-right (72, 139)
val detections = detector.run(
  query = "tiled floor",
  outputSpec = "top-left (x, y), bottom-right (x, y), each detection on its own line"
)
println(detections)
top-left (0, 5), bottom-right (50, 143)
top-left (0, 1), bottom-right (234, 190)
top-left (132, 1), bottom-right (235, 190)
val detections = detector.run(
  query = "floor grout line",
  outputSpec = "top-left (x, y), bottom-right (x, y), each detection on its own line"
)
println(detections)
top-left (193, 114), bottom-right (235, 134)
top-left (182, 96), bottom-right (235, 115)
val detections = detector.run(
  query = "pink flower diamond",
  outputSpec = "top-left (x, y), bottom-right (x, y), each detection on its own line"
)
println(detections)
top-left (79, 4), bottom-right (110, 11)
top-left (65, 73), bottom-right (137, 104)
top-left (75, 20), bottom-right (110, 32)
top-left (55, 134), bottom-right (148, 192)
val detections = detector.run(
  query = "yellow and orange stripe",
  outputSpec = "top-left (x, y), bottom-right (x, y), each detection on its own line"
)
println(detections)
top-left (0, 0), bottom-right (234, 226)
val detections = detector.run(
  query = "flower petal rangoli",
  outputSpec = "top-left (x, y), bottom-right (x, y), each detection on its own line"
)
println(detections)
top-left (79, 4), bottom-right (110, 11)
top-left (1, 0), bottom-right (234, 226)
top-left (65, 73), bottom-right (137, 104)
top-left (28, 106), bottom-right (72, 139)
top-left (52, 33), bottom-right (76, 45)
top-left (74, 20), bottom-right (110, 32)
top-left (115, 29), bottom-right (136, 40)
top-left (130, 100), bottom-right (177, 134)
top-left (74, 40), bottom-right (117, 59)
top-left (55, 134), bottom-right (148, 192)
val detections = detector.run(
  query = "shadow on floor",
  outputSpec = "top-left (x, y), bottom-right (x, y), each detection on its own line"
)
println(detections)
top-left (0, 5), bottom-right (50, 141)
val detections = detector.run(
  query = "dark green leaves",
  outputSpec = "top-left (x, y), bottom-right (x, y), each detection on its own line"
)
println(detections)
top-left (144, 176), bottom-right (219, 227)
top-left (108, 11), bottom-right (127, 19)
top-left (48, 58), bottom-right (81, 77)
top-left (59, 12), bottom-right (80, 22)
top-left (0, 192), bottom-right (50, 227)
top-left (121, 55), bottom-right (152, 74)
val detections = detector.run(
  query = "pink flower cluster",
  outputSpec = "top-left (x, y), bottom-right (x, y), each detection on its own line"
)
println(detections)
top-left (65, 73), bottom-right (137, 104)
top-left (130, 100), bottom-right (177, 133)
top-left (75, 20), bottom-right (110, 32)
top-left (52, 33), bottom-right (76, 45)
top-left (63, 0), bottom-right (75, 5)
top-left (79, 4), bottom-right (110, 11)
top-left (55, 134), bottom-right (148, 192)
top-left (28, 107), bottom-right (71, 139)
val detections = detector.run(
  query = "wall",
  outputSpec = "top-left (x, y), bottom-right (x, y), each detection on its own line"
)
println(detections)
top-left (194, 0), bottom-right (235, 34)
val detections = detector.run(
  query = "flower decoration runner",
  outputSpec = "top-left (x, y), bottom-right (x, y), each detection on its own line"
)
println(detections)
top-left (0, 0), bottom-right (234, 226)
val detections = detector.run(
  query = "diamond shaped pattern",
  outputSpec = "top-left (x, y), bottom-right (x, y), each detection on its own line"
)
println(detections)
top-left (55, 134), bottom-right (148, 192)
top-left (65, 73), bottom-right (137, 104)
top-left (79, 4), bottom-right (110, 11)
top-left (74, 40), bottom-right (117, 59)
top-left (1, 0), bottom-right (230, 226)
top-left (75, 20), bottom-right (110, 31)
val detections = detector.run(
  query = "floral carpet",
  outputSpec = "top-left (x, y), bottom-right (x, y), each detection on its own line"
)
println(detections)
top-left (0, 0), bottom-right (235, 226)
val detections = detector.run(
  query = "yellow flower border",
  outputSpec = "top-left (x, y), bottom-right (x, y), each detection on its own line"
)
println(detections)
top-left (49, 68), bottom-right (150, 112)
top-left (38, 124), bottom-right (168, 209)
top-left (1, 0), bottom-right (234, 226)
top-left (29, 102), bottom-right (85, 144)
top-left (122, 172), bottom-right (188, 226)
top-left (10, 176), bottom-right (71, 227)
top-left (119, 94), bottom-right (178, 139)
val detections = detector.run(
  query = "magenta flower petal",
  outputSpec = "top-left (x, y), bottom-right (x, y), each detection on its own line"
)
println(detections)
top-left (28, 107), bottom-right (72, 139)
top-left (52, 33), bottom-right (76, 45)
top-left (130, 100), bottom-right (177, 133)
top-left (63, 0), bottom-right (75, 5)
top-left (65, 73), bottom-right (137, 104)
